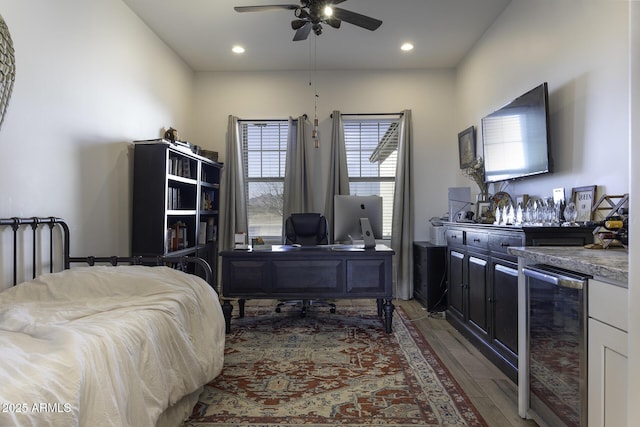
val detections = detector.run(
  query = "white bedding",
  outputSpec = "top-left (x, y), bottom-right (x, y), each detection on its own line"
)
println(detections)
top-left (0, 266), bottom-right (225, 427)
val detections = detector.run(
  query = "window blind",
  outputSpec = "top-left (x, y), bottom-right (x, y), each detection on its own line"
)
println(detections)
top-left (343, 118), bottom-right (399, 237)
top-left (240, 120), bottom-right (288, 239)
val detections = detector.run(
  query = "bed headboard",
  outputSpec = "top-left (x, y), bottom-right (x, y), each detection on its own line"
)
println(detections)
top-left (1, 216), bottom-right (213, 289)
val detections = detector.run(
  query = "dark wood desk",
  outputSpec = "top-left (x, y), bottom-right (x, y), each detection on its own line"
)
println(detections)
top-left (220, 244), bottom-right (395, 333)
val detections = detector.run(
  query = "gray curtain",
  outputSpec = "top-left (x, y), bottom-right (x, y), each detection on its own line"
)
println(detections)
top-left (390, 110), bottom-right (414, 300)
top-left (323, 110), bottom-right (350, 242)
top-left (283, 116), bottom-right (312, 222)
top-left (219, 115), bottom-right (248, 252)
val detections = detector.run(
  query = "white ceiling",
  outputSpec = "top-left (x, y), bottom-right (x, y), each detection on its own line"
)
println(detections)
top-left (122, 0), bottom-right (511, 72)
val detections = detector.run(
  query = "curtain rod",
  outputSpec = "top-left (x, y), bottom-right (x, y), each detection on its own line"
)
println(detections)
top-left (330, 112), bottom-right (403, 118)
top-left (238, 114), bottom-right (307, 122)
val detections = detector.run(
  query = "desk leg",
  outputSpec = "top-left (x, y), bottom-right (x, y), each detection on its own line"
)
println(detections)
top-left (383, 299), bottom-right (395, 333)
top-left (376, 298), bottom-right (384, 317)
top-left (238, 299), bottom-right (246, 318)
top-left (222, 300), bottom-right (233, 334)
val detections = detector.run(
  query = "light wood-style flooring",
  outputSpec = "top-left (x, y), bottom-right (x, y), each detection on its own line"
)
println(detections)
top-left (395, 299), bottom-right (537, 427)
top-left (241, 298), bottom-right (537, 426)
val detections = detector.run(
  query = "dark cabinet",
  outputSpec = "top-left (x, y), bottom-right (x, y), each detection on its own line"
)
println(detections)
top-left (447, 248), bottom-right (465, 318)
top-left (467, 253), bottom-right (490, 340)
top-left (132, 140), bottom-right (222, 288)
top-left (412, 242), bottom-right (446, 311)
top-left (445, 223), bottom-right (593, 383)
top-left (491, 258), bottom-right (518, 360)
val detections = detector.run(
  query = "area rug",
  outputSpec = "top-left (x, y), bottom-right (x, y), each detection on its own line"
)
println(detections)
top-left (184, 305), bottom-right (487, 426)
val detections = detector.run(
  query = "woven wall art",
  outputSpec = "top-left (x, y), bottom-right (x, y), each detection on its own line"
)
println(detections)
top-left (0, 14), bottom-right (15, 130)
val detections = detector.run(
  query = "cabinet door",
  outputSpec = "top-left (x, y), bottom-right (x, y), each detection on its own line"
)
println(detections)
top-left (588, 317), bottom-right (628, 427)
top-left (491, 259), bottom-right (518, 358)
top-left (467, 253), bottom-right (489, 339)
top-left (447, 248), bottom-right (465, 319)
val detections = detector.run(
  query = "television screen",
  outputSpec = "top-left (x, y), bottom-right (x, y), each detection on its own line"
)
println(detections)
top-left (333, 195), bottom-right (383, 244)
top-left (482, 83), bottom-right (551, 183)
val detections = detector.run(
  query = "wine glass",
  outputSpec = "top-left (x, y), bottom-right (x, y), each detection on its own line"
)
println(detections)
top-left (564, 202), bottom-right (578, 226)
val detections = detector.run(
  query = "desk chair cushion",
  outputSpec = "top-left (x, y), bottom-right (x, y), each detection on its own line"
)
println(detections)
top-left (285, 213), bottom-right (329, 245)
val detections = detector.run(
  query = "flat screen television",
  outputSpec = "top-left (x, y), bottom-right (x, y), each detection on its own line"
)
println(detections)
top-left (333, 195), bottom-right (383, 244)
top-left (482, 82), bottom-right (551, 183)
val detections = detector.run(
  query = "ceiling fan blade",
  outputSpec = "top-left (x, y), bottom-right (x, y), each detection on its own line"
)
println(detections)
top-left (293, 22), bottom-right (312, 41)
top-left (332, 7), bottom-right (382, 31)
top-left (325, 17), bottom-right (341, 29)
top-left (234, 5), bottom-right (299, 13)
top-left (291, 19), bottom-right (308, 30)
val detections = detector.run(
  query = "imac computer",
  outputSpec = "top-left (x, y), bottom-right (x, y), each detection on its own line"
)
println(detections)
top-left (333, 195), bottom-right (383, 248)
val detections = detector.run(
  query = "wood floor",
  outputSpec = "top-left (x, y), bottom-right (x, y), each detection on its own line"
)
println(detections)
top-left (395, 299), bottom-right (538, 427)
top-left (243, 298), bottom-right (538, 426)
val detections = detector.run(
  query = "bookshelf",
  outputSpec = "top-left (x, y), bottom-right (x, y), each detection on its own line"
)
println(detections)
top-left (132, 140), bottom-right (222, 287)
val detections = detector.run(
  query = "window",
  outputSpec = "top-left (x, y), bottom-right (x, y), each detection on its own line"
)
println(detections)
top-left (343, 118), bottom-right (399, 237)
top-left (240, 120), bottom-right (288, 239)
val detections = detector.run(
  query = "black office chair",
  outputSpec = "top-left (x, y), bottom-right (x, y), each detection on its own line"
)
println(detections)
top-left (275, 213), bottom-right (336, 317)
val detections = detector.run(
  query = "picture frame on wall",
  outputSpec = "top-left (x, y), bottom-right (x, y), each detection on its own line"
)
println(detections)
top-left (458, 126), bottom-right (476, 169)
top-left (571, 185), bottom-right (596, 222)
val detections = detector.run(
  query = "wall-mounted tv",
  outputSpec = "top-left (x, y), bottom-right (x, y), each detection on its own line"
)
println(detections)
top-left (482, 82), bottom-right (551, 183)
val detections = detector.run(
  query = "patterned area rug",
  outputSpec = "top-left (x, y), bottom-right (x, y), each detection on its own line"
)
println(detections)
top-left (184, 305), bottom-right (487, 426)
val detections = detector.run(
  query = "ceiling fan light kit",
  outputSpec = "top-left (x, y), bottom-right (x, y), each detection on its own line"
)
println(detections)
top-left (234, 0), bottom-right (382, 41)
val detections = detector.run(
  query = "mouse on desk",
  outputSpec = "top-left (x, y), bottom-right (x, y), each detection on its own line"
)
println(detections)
top-left (291, 243), bottom-right (301, 247)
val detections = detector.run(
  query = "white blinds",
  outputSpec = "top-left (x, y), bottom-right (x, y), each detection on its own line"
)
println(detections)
top-left (240, 120), bottom-right (289, 239)
top-left (343, 118), bottom-right (399, 237)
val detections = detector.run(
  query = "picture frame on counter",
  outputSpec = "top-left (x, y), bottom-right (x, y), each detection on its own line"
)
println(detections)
top-left (457, 126), bottom-right (476, 169)
top-left (571, 185), bottom-right (596, 222)
top-left (477, 201), bottom-right (492, 222)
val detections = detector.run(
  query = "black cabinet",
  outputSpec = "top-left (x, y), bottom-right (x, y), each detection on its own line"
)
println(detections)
top-left (446, 248), bottom-right (465, 318)
top-left (132, 140), bottom-right (222, 288)
top-left (467, 252), bottom-right (490, 340)
top-left (491, 257), bottom-right (518, 360)
top-left (445, 223), bottom-right (593, 383)
top-left (412, 242), bottom-right (446, 311)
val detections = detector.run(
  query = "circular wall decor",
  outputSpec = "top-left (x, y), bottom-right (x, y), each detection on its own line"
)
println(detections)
top-left (0, 14), bottom-right (15, 130)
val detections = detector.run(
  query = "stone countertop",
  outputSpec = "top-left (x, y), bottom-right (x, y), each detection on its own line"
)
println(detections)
top-left (507, 246), bottom-right (628, 285)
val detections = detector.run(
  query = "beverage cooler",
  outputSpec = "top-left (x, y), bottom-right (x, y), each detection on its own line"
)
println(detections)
top-left (522, 264), bottom-right (590, 427)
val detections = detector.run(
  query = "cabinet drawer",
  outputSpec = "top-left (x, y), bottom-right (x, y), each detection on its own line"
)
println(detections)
top-left (489, 233), bottom-right (524, 255)
top-left (466, 230), bottom-right (488, 250)
top-left (445, 229), bottom-right (464, 245)
top-left (589, 279), bottom-right (628, 332)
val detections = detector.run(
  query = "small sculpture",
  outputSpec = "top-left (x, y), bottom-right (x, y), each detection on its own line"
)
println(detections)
top-left (164, 127), bottom-right (179, 142)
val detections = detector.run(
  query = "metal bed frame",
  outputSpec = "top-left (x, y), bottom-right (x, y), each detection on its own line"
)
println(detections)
top-left (0, 216), bottom-right (213, 287)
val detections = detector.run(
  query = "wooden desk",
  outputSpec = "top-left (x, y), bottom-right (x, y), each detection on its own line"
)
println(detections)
top-left (220, 244), bottom-right (395, 333)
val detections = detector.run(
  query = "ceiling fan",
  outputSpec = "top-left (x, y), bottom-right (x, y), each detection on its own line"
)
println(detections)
top-left (234, 0), bottom-right (383, 41)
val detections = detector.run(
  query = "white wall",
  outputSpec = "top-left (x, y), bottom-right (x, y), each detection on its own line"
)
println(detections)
top-left (457, 0), bottom-right (629, 204)
top-left (191, 69), bottom-right (458, 240)
top-left (0, 0), bottom-right (194, 287)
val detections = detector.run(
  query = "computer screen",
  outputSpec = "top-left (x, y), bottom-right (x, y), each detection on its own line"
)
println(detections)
top-left (333, 195), bottom-right (383, 244)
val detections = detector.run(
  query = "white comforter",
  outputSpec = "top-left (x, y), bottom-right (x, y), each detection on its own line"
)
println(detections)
top-left (0, 266), bottom-right (225, 427)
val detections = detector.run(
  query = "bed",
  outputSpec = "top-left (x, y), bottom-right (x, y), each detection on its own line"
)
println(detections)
top-left (0, 217), bottom-right (225, 426)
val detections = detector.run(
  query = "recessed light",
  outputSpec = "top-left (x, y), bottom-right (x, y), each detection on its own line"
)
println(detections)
top-left (232, 45), bottom-right (245, 54)
top-left (400, 43), bottom-right (414, 52)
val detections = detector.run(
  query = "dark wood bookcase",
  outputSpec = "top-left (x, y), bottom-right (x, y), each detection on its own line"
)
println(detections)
top-left (132, 140), bottom-right (222, 288)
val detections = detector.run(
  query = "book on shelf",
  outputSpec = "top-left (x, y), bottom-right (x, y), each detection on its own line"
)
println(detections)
top-left (167, 187), bottom-right (182, 210)
top-left (168, 221), bottom-right (188, 251)
top-left (206, 217), bottom-right (216, 242)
